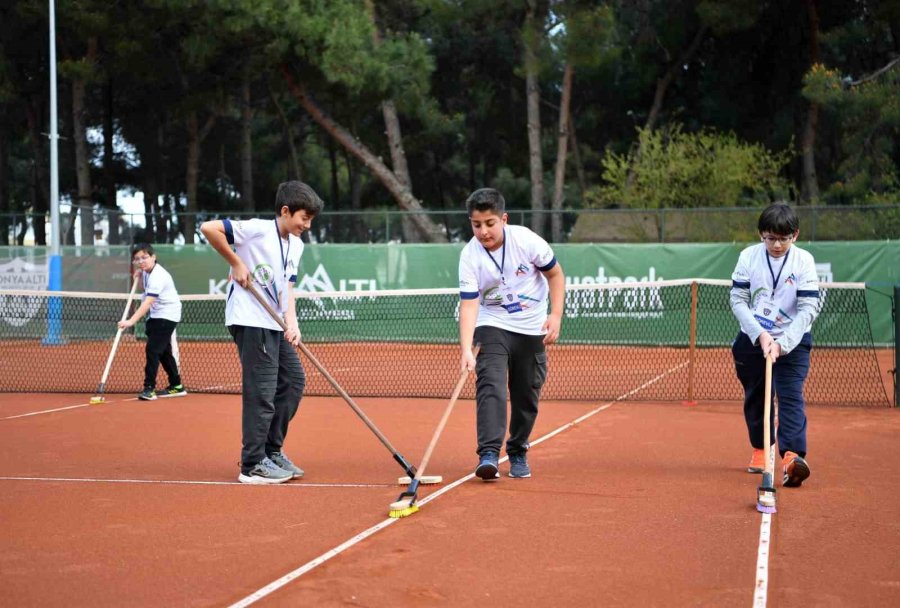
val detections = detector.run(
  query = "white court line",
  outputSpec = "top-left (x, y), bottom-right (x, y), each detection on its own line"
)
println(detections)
top-left (1, 402), bottom-right (97, 420)
top-left (753, 512), bottom-right (773, 607)
top-left (0, 476), bottom-right (392, 488)
top-left (0, 383), bottom-right (234, 421)
top-left (227, 363), bottom-right (687, 608)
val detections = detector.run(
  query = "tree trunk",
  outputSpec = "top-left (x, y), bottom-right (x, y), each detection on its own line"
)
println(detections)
top-left (281, 66), bottom-right (445, 242)
top-left (328, 137), bottom-right (340, 241)
top-left (184, 113), bottom-right (200, 244)
top-left (184, 111), bottom-right (217, 244)
top-left (568, 113), bottom-right (587, 200)
top-left (26, 100), bottom-right (49, 246)
top-left (269, 85), bottom-right (302, 180)
top-left (240, 65), bottom-right (254, 212)
top-left (156, 123), bottom-right (169, 243)
top-left (102, 78), bottom-right (120, 244)
top-left (645, 26), bottom-right (707, 133)
top-left (72, 74), bottom-right (94, 246)
top-left (800, 0), bottom-right (821, 203)
top-left (143, 174), bottom-right (158, 242)
top-left (364, 0), bottom-right (421, 243)
top-left (0, 124), bottom-right (9, 245)
top-left (625, 25), bottom-right (707, 190)
top-left (551, 62), bottom-right (573, 243)
top-left (524, 0), bottom-right (546, 236)
top-left (345, 151), bottom-right (367, 242)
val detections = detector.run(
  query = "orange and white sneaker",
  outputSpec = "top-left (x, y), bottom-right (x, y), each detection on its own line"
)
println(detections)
top-left (747, 445), bottom-right (775, 473)
top-left (782, 451), bottom-right (810, 487)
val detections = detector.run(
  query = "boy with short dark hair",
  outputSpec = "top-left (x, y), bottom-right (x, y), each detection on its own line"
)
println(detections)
top-left (458, 188), bottom-right (565, 480)
top-left (730, 202), bottom-right (820, 487)
top-left (118, 243), bottom-right (185, 401)
top-left (200, 180), bottom-right (324, 484)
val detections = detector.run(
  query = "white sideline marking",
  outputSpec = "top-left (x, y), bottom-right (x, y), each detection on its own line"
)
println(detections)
top-left (226, 362), bottom-right (688, 608)
top-left (0, 384), bottom-right (234, 421)
top-left (753, 512), bottom-right (773, 607)
top-left (1, 402), bottom-right (96, 419)
top-left (0, 476), bottom-right (392, 488)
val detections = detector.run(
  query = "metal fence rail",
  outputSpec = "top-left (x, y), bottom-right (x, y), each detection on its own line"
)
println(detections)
top-left (2, 204), bottom-right (898, 246)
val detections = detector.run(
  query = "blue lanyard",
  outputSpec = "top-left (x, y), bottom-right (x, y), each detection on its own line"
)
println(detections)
top-left (765, 249), bottom-right (789, 296)
top-left (483, 228), bottom-right (506, 283)
top-left (263, 219), bottom-right (291, 308)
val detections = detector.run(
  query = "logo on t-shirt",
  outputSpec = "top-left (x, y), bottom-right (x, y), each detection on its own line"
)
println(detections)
top-left (253, 264), bottom-right (277, 289)
top-left (515, 263), bottom-right (529, 276)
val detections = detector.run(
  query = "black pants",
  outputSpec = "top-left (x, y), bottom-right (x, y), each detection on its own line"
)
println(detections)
top-left (229, 325), bottom-right (306, 473)
top-left (732, 331), bottom-right (811, 457)
top-left (473, 325), bottom-right (548, 457)
top-left (144, 318), bottom-right (181, 390)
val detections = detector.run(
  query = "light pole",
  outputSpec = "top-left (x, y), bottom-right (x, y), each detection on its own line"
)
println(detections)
top-left (44, 0), bottom-right (63, 344)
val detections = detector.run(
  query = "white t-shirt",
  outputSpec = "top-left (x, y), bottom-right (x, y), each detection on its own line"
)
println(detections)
top-left (459, 224), bottom-right (557, 335)
top-left (142, 263), bottom-right (181, 323)
top-left (223, 218), bottom-right (304, 331)
top-left (730, 243), bottom-right (820, 353)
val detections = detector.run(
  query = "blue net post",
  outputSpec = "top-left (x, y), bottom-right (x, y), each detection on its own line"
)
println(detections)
top-left (42, 254), bottom-right (63, 345)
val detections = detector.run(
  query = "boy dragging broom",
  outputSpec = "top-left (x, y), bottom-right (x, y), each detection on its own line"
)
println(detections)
top-left (458, 188), bottom-right (565, 480)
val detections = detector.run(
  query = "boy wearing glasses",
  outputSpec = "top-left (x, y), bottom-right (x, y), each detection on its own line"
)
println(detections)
top-left (119, 243), bottom-right (185, 401)
top-left (730, 203), bottom-right (820, 488)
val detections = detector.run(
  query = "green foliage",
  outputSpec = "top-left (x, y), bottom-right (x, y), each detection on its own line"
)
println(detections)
top-left (803, 62), bottom-right (900, 205)
top-left (587, 124), bottom-right (793, 209)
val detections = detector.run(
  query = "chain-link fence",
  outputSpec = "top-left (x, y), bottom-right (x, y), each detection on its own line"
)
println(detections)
top-left (2, 204), bottom-right (898, 246)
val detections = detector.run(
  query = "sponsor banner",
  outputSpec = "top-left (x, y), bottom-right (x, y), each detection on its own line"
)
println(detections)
top-left (2, 241), bottom-right (896, 342)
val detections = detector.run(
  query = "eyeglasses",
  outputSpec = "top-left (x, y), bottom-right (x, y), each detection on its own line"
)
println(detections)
top-left (761, 235), bottom-right (794, 245)
top-left (132, 255), bottom-right (152, 264)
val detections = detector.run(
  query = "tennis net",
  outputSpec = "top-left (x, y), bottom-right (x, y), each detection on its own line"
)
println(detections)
top-left (0, 280), bottom-right (892, 406)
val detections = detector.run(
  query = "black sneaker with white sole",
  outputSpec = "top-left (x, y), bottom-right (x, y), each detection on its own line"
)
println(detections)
top-left (158, 384), bottom-right (187, 398)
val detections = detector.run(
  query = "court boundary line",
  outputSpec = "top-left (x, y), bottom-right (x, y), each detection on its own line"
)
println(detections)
top-left (753, 512), bottom-right (773, 607)
top-left (0, 476), bottom-right (394, 488)
top-left (226, 362), bottom-right (687, 608)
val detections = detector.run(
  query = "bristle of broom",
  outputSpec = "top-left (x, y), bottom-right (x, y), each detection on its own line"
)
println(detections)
top-left (756, 482), bottom-right (777, 514)
top-left (89, 396), bottom-right (105, 404)
top-left (397, 475), bottom-right (442, 485)
top-left (388, 499), bottom-right (419, 519)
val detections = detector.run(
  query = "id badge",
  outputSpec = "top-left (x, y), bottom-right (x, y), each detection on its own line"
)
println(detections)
top-left (499, 283), bottom-right (522, 313)
top-left (753, 293), bottom-right (778, 331)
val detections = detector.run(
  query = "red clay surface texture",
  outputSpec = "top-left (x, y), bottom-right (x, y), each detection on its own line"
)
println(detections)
top-left (1, 392), bottom-right (899, 607)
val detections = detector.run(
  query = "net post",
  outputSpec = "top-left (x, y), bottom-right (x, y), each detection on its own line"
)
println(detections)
top-left (894, 284), bottom-right (899, 407)
top-left (41, 254), bottom-right (64, 345)
top-left (686, 280), bottom-right (698, 404)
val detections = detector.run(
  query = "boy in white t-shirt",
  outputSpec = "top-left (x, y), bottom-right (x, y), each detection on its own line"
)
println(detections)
top-left (201, 181), bottom-right (323, 485)
top-left (118, 243), bottom-right (185, 401)
top-left (458, 188), bottom-right (565, 480)
top-left (731, 203), bottom-right (821, 488)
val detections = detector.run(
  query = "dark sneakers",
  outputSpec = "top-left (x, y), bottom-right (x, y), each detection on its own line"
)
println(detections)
top-left (138, 388), bottom-right (157, 401)
top-left (475, 451), bottom-right (500, 481)
top-left (508, 453), bottom-right (531, 478)
top-left (159, 384), bottom-right (187, 398)
top-left (782, 451), bottom-right (811, 487)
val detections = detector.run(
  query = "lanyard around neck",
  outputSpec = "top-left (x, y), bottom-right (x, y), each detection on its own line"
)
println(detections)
top-left (765, 248), bottom-right (789, 295)
top-left (263, 218), bottom-right (291, 308)
top-left (275, 218), bottom-right (290, 272)
top-left (483, 228), bottom-right (506, 282)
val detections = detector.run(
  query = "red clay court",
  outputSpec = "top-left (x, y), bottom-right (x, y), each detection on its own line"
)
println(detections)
top-left (2, 386), bottom-right (899, 607)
